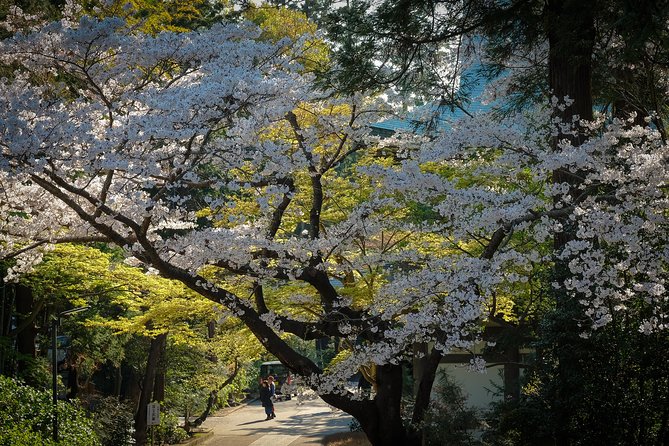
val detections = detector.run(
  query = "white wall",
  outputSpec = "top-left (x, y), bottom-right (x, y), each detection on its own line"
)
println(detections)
top-left (435, 362), bottom-right (504, 409)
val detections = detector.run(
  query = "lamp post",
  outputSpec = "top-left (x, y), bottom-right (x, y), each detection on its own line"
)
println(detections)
top-left (52, 306), bottom-right (89, 442)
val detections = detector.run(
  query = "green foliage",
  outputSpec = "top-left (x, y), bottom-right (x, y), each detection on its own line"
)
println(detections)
top-left (78, 0), bottom-right (231, 33)
top-left (153, 412), bottom-right (188, 445)
top-left (11, 243), bottom-right (259, 443)
top-left (482, 385), bottom-right (552, 446)
top-left (286, 335), bottom-right (335, 368)
top-left (13, 353), bottom-right (52, 388)
top-left (244, 5), bottom-right (330, 73)
top-left (164, 342), bottom-right (214, 416)
top-left (483, 303), bottom-right (669, 446)
top-left (90, 397), bottom-right (134, 446)
top-left (20, 242), bottom-right (223, 372)
top-left (164, 323), bottom-right (260, 417)
top-left (421, 371), bottom-right (482, 446)
top-left (0, 375), bottom-right (100, 446)
top-left (536, 307), bottom-right (669, 445)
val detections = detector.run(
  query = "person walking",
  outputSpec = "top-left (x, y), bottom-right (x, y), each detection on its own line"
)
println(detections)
top-left (267, 375), bottom-right (277, 418)
top-left (259, 379), bottom-right (274, 420)
top-left (268, 375), bottom-right (276, 396)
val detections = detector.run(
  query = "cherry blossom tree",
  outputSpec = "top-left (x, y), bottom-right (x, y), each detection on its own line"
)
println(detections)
top-left (0, 10), bottom-right (481, 445)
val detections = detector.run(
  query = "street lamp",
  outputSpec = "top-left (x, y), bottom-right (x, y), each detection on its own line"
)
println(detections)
top-left (52, 306), bottom-right (89, 442)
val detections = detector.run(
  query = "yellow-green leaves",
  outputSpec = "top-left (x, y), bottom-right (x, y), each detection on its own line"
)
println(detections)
top-left (80, 0), bottom-right (221, 33)
top-left (244, 5), bottom-right (330, 73)
top-left (22, 244), bottom-right (220, 340)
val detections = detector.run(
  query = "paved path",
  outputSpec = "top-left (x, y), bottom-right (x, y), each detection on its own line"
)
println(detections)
top-left (200, 394), bottom-right (353, 446)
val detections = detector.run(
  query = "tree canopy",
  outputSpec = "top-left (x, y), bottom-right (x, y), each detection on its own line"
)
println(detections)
top-left (1, 1), bottom-right (669, 445)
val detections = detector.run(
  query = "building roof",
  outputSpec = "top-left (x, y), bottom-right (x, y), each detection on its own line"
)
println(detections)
top-left (370, 68), bottom-right (491, 136)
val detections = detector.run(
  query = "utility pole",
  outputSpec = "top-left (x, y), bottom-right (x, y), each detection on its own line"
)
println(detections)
top-left (52, 306), bottom-right (89, 442)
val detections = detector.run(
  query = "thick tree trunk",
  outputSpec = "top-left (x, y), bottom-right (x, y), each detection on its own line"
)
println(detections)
top-left (114, 364), bottom-right (122, 397)
top-left (411, 347), bottom-right (442, 431)
top-left (0, 282), bottom-right (12, 337)
top-left (547, 0), bottom-right (595, 141)
top-left (15, 284), bottom-right (37, 379)
top-left (320, 363), bottom-right (417, 446)
top-left (152, 334), bottom-right (167, 403)
top-left (66, 365), bottom-right (79, 398)
top-left (373, 364), bottom-right (407, 445)
top-left (504, 347), bottom-right (521, 401)
top-left (134, 332), bottom-right (167, 446)
top-left (0, 281), bottom-right (14, 375)
top-left (546, 1), bottom-right (595, 444)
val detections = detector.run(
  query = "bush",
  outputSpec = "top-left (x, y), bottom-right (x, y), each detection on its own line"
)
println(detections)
top-left (153, 412), bottom-right (189, 445)
top-left (421, 371), bottom-right (482, 446)
top-left (0, 375), bottom-right (100, 446)
top-left (90, 396), bottom-right (134, 446)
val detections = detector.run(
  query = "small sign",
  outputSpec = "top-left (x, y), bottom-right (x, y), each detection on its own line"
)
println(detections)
top-left (147, 402), bottom-right (160, 426)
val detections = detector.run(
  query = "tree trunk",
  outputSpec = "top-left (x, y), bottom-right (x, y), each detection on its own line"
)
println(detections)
top-left (152, 334), bottom-right (167, 403)
top-left (66, 365), bottom-right (78, 398)
top-left (14, 284), bottom-right (37, 380)
top-left (0, 282), bottom-right (12, 337)
top-left (114, 364), bottom-right (122, 397)
top-left (504, 347), bottom-right (520, 401)
top-left (134, 332), bottom-right (167, 446)
top-left (0, 281), bottom-right (14, 375)
top-left (411, 346), bottom-right (442, 432)
top-left (546, 1), bottom-right (595, 444)
top-left (320, 363), bottom-right (418, 446)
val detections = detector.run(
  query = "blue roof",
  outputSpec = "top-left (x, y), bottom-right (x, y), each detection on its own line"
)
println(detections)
top-left (370, 67), bottom-right (493, 136)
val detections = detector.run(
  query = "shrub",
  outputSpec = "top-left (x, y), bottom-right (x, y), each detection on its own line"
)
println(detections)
top-left (0, 375), bottom-right (100, 446)
top-left (153, 412), bottom-right (189, 445)
top-left (90, 396), bottom-right (134, 446)
top-left (421, 371), bottom-right (482, 446)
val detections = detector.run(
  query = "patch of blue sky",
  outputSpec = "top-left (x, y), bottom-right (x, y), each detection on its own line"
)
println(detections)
top-left (370, 64), bottom-right (501, 136)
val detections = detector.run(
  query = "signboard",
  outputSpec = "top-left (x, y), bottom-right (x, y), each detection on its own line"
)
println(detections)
top-left (147, 402), bottom-right (160, 426)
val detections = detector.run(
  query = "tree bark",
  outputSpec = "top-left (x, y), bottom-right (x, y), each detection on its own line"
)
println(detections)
top-left (0, 281), bottom-right (14, 375)
top-left (411, 347), bottom-right (442, 429)
top-left (14, 284), bottom-right (37, 380)
top-left (152, 334), bottom-right (167, 403)
top-left (0, 282), bottom-right (12, 337)
top-left (134, 332), bottom-right (167, 446)
top-left (546, 1), bottom-right (596, 444)
top-left (321, 363), bottom-right (418, 446)
top-left (114, 364), bottom-right (122, 397)
top-left (504, 347), bottom-right (521, 402)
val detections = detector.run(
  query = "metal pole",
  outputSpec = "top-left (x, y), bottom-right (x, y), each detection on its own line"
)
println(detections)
top-left (52, 317), bottom-right (59, 442)
top-left (50, 305), bottom-right (88, 443)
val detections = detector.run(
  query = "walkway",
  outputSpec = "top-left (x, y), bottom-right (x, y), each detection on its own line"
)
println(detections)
top-left (198, 394), bottom-right (353, 446)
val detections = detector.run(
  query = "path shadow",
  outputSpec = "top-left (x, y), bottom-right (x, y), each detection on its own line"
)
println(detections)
top-left (238, 419), bottom-right (271, 426)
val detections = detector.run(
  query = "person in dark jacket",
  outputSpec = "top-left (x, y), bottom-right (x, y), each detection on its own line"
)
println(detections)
top-left (267, 375), bottom-right (277, 416)
top-left (259, 380), bottom-right (275, 420)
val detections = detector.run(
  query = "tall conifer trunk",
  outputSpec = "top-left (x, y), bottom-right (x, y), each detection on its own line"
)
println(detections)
top-left (15, 284), bottom-right (37, 380)
top-left (0, 282), bottom-right (12, 375)
top-left (546, 1), bottom-right (595, 444)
